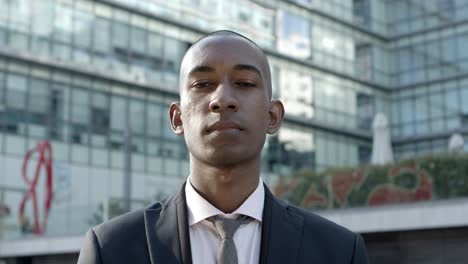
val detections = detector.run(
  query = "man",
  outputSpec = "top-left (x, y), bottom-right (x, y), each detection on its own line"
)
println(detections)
top-left (78, 30), bottom-right (369, 264)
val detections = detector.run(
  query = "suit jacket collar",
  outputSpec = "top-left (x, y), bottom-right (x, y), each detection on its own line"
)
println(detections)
top-left (144, 183), bottom-right (192, 264)
top-left (143, 182), bottom-right (304, 264)
top-left (259, 184), bottom-right (304, 264)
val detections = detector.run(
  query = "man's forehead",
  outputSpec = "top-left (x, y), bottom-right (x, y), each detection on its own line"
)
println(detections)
top-left (181, 35), bottom-right (268, 75)
top-left (191, 35), bottom-right (260, 54)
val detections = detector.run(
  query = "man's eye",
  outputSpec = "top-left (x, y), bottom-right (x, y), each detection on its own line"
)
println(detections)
top-left (192, 82), bottom-right (212, 88)
top-left (236, 82), bottom-right (256, 87)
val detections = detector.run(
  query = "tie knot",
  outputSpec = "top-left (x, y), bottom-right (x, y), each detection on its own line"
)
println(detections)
top-left (209, 215), bottom-right (252, 239)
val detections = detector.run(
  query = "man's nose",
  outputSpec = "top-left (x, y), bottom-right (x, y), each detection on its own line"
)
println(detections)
top-left (209, 82), bottom-right (239, 113)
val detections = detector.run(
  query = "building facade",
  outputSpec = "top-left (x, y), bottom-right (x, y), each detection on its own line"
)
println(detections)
top-left (0, 0), bottom-right (467, 263)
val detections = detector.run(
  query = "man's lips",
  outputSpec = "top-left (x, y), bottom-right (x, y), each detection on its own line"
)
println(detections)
top-left (206, 120), bottom-right (242, 133)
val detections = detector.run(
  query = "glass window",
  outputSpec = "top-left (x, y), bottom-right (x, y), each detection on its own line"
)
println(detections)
top-left (6, 74), bottom-right (27, 108)
top-left (279, 69), bottom-right (314, 120)
top-left (163, 39), bottom-right (187, 88)
top-left (71, 88), bottom-right (89, 125)
top-left (91, 134), bottom-right (106, 147)
top-left (276, 126), bottom-right (314, 172)
top-left (29, 78), bottom-right (49, 114)
top-left (93, 17), bottom-right (111, 53)
top-left (277, 10), bottom-right (310, 59)
top-left (429, 91), bottom-right (444, 118)
top-left (147, 155), bottom-right (163, 173)
top-left (148, 32), bottom-right (163, 59)
top-left (132, 138), bottom-right (145, 155)
top-left (164, 38), bottom-right (185, 73)
top-left (31, 0), bottom-right (53, 37)
top-left (130, 26), bottom-right (146, 53)
top-left (0, 71), bottom-right (5, 101)
top-left (445, 88), bottom-right (459, 115)
top-left (162, 111), bottom-right (177, 140)
top-left (163, 141), bottom-right (181, 175)
top-left (430, 118), bottom-right (445, 133)
top-left (446, 116), bottom-right (459, 130)
top-left (73, 48), bottom-right (91, 64)
top-left (398, 48), bottom-right (411, 71)
top-left (52, 83), bottom-right (70, 122)
top-left (353, 0), bottom-right (371, 28)
top-left (9, 0), bottom-right (30, 33)
top-left (8, 32), bottom-right (28, 51)
top-left (54, 1), bottom-right (73, 43)
top-left (91, 92), bottom-right (110, 135)
top-left (72, 145), bottom-right (88, 164)
top-left (426, 40), bottom-right (440, 65)
top-left (5, 135), bottom-right (25, 155)
top-left (46, 86), bottom-right (68, 141)
top-left (0, 22), bottom-right (6, 44)
top-left (391, 99), bottom-right (401, 125)
top-left (355, 43), bottom-right (372, 80)
top-left (129, 99), bottom-right (144, 134)
top-left (146, 103), bottom-right (162, 137)
top-left (53, 43), bottom-right (71, 60)
top-left (439, 0), bottom-right (456, 18)
top-left (110, 131), bottom-right (124, 151)
top-left (413, 50), bottom-right (425, 69)
top-left (70, 88), bottom-right (89, 145)
top-left (458, 33), bottom-right (468, 59)
top-left (92, 148), bottom-right (108, 166)
top-left (73, 8), bottom-right (93, 47)
top-left (356, 92), bottom-right (375, 130)
top-left (111, 96), bottom-right (126, 131)
top-left (401, 98), bottom-right (413, 123)
top-left (442, 36), bottom-right (457, 62)
top-left (414, 95), bottom-right (429, 121)
top-left (53, 141), bottom-right (69, 162)
top-left (461, 85), bottom-right (468, 113)
top-left (112, 21), bottom-right (129, 49)
top-left (415, 121), bottom-right (430, 135)
top-left (401, 123), bottom-right (414, 137)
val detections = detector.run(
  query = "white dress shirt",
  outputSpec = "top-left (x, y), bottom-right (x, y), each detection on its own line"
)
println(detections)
top-left (185, 177), bottom-right (264, 264)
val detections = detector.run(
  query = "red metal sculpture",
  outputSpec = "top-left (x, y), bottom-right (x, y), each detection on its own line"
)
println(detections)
top-left (18, 141), bottom-right (53, 235)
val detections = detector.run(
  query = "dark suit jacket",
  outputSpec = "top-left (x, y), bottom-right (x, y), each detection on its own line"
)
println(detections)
top-left (78, 183), bottom-right (369, 263)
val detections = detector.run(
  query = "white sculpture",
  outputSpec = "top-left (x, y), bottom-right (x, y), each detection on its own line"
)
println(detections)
top-left (448, 133), bottom-right (464, 153)
top-left (371, 113), bottom-right (394, 165)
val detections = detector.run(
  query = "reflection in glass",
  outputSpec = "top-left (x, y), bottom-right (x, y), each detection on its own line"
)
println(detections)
top-left (277, 10), bottom-right (311, 59)
top-left (93, 17), bottom-right (111, 53)
top-left (267, 127), bottom-right (314, 173)
top-left (73, 7), bottom-right (93, 48)
top-left (279, 69), bottom-right (314, 119)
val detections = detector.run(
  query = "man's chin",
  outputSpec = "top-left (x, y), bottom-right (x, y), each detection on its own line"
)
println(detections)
top-left (201, 149), bottom-right (255, 167)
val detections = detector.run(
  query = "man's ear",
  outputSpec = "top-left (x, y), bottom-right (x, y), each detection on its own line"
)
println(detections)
top-left (169, 102), bottom-right (184, 135)
top-left (267, 99), bottom-right (284, 134)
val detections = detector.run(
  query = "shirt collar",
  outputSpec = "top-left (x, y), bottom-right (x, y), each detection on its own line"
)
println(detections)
top-left (185, 176), bottom-right (264, 226)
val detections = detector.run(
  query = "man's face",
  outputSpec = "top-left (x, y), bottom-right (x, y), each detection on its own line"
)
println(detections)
top-left (170, 35), bottom-right (283, 167)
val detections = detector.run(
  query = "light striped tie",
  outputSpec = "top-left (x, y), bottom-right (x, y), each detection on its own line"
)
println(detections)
top-left (209, 215), bottom-right (253, 264)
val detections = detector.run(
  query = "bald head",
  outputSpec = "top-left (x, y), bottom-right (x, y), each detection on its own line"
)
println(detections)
top-left (179, 30), bottom-right (272, 98)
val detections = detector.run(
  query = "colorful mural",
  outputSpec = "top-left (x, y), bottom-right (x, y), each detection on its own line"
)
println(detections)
top-left (273, 154), bottom-right (468, 210)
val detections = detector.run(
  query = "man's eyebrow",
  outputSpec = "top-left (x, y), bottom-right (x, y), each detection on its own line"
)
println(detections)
top-left (233, 64), bottom-right (262, 77)
top-left (188, 65), bottom-right (215, 76)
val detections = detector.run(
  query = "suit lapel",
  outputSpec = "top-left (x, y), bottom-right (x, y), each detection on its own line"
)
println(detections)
top-left (144, 183), bottom-right (192, 264)
top-left (259, 185), bottom-right (304, 264)
top-left (176, 183), bottom-right (193, 264)
top-left (143, 182), bottom-right (301, 264)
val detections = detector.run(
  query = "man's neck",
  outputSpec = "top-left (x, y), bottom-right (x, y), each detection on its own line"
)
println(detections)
top-left (189, 157), bottom-right (261, 213)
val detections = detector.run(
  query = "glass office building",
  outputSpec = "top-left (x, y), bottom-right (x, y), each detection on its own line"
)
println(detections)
top-left (0, 0), bottom-right (467, 263)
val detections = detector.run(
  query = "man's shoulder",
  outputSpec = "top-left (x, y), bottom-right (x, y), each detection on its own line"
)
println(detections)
top-left (280, 200), bottom-right (357, 240)
top-left (276, 200), bottom-right (369, 263)
top-left (92, 200), bottom-right (165, 244)
top-left (79, 199), bottom-right (174, 263)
